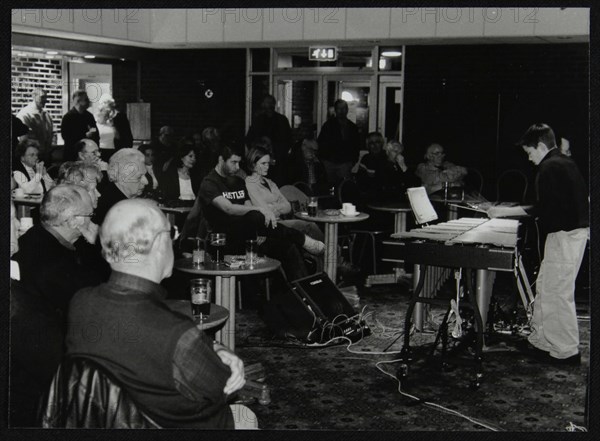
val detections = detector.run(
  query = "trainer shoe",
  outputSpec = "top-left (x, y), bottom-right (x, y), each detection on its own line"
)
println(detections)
top-left (303, 236), bottom-right (325, 255)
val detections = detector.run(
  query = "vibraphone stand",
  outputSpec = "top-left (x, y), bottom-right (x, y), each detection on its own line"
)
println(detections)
top-left (397, 266), bottom-right (485, 389)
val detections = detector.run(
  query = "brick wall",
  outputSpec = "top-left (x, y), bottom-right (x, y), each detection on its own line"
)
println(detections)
top-left (11, 52), bottom-right (64, 135)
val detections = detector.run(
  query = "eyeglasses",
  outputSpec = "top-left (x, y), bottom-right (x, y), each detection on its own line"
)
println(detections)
top-left (151, 225), bottom-right (180, 245)
top-left (75, 212), bottom-right (95, 218)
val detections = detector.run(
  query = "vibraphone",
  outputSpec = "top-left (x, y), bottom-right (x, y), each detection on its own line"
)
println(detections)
top-left (382, 217), bottom-right (534, 388)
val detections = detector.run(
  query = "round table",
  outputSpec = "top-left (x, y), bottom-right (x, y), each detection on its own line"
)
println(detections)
top-left (295, 210), bottom-right (369, 283)
top-left (175, 257), bottom-right (281, 350)
top-left (13, 194), bottom-right (42, 218)
top-left (164, 299), bottom-right (229, 331)
top-left (367, 201), bottom-right (413, 234)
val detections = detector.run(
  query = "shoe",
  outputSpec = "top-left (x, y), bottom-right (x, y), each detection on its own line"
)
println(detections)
top-left (303, 236), bottom-right (324, 255)
top-left (515, 340), bottom-right (550, 359)
top-left (544, 352), bottom-right (581, 366)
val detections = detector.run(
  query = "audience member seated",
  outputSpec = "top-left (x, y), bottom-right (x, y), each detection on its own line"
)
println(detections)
top-left (95, 94), bottom-right (133, 160)
top-left (196, 126), bottom-right (222, 181)
top-left (60, 89), bottom-right (99, 161)
top-left (16, 88), bottom-right (54, 163)
top-left (58, 161), bottom-right (103, 209)
top-left (415, 143), bottom-right (467, 195)
top-left (245, 146), bottom-right (324, 242)
top-left (13, 138), bottom-right (55, 195)
top-left (151, 125), bottom-right (177, 172)
top-left (66, 199), bottom-right (258, 429)
top-left (287, 138), bottom-right (328, 195)
top-left (75, 139), bottom-right (108, 171)
top-left (365, 140), bottom-right (415, 203)
top-left (160, 138), bottom-right (201, 204)
top-left (93, 148), bottom-right (148, 225)
top-left (138, 143), bottom-right (162, 199)
top-left (10, 202), bottom-right (65, 427)
top-left (199, 144), bottom-right (323, 281)
top-left (13, 184), bottom-right (107, 319)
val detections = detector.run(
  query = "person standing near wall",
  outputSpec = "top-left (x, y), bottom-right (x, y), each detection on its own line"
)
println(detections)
top-left (60, 90), bottom-right (99, 161)
top-left (17, 88), bottom-right (54, 163)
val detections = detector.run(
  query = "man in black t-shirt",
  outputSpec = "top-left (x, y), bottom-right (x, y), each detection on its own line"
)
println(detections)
top-left (199, 145), bottom-right (323, 281)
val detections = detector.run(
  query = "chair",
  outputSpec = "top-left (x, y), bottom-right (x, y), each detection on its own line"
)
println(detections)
top-left (496, 169), bottom-right (528, 203)
top-left (293, 181), bottom-right (313, 197)
top-left (41, 356), bottom-right (160, 428)
top-left (280, 185), bottom-right (309, 206)
top-left (337, 178), bottom-right (388, 274)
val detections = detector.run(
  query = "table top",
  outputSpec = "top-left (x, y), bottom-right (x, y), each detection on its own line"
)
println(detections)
top-left (175, 256), bottom-right (281, 276)
top-left (164, 299), bottom-right (229, 331)
top-left (429, 193), bottom-right (486, 204)
top-left (295, 210), bottom-right (369, 223)
top-left (367, 201), bottom-right (412, 213)
top-left (13, 194), bottom-right (43, 206)
top-left (159, 205), bottom-right (193, 214)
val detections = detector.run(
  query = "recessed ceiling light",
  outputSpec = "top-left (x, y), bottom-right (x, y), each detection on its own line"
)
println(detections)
top-left (84, 55), bottom-right (96, 59)
top-left (47, 51), bottom-right (58, 55)
top-left (381, 50), bottom-right (402, 57)
top-left (120, 58), bottom-right (126, 61)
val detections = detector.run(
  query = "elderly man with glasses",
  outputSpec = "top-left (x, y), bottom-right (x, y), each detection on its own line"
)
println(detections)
top-left (13, 184), bottom-right (107, 319)
top-left (66, 199), bottom-right (258, 429)
top-left (415, 143), bottom-right (467, 195)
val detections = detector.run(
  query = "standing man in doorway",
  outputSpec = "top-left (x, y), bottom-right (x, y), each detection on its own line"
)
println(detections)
top-left (60, 90), bottom-right (100, 161)
top-left (487, 123), bottom-right (589, 365)
top-left (246, 95), bottom-right (293, 186)
top-left (317, 99), bottom-right (360, 188)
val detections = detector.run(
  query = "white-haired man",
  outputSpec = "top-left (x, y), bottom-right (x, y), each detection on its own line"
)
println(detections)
top-left (415, 143), bottom-right (467, 195)
top-left (66, 199), bottom-right (257, 429)
top-left (17, 88), bottom-right (54, 161)
top-left (13, 184), bottom-right (105, 317)
top-left (93, 148), bottom-right (148, 224)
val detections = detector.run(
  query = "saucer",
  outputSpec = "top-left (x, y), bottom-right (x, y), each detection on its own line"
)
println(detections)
top-left (341, 211), bottom-right (360, 217)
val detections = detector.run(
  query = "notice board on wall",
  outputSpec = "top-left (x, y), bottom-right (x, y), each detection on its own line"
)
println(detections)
top-left (127, 102), bottom-right (151, 141)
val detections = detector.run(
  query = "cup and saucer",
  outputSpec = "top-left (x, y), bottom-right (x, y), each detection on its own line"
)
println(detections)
top-left (340, 203), bottom-right (360, 217)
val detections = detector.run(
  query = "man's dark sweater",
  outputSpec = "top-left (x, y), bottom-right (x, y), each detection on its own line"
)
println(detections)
top-left (66, 271), bottom-right (234, 428)
top-left (93, 181), bottom-right (128, 225)
top-left (14, 224), bottom-right (106, 318)
top-left (60, 107), bottom-right (99, 161)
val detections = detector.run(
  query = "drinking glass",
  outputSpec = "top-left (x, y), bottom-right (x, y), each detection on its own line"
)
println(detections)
top-left (245, 239), bottom-right (258, 268)
top-left (209, 233), bottom-right (226, 265)
top-left (190, 278), bottom-right (211, 326)
top-left (192, 238), bottom-right (205, 267)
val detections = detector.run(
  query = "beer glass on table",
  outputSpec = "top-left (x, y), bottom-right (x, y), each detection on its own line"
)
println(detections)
top-left (209, 233), bottom-right (226, 265)
top-left (190, 278), bottom-right (211, 326)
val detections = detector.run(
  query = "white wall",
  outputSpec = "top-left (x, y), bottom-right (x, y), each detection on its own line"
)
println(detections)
top-left (12, 8), bottom-right (589, 47)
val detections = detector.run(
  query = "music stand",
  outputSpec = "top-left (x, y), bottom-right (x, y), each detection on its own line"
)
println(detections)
top-left (406, 186), bottom-right (438, 226)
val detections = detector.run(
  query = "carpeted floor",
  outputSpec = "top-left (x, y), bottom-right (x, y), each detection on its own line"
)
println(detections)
top-left (234, 272), bottom-right (589, 432)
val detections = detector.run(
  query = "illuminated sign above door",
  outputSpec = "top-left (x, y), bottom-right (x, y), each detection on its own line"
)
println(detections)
top-left (309, 46), bottom-right (338, 62)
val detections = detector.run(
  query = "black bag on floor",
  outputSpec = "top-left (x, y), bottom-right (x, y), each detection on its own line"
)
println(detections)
top-left (262, 273), bottom-right (370, 344)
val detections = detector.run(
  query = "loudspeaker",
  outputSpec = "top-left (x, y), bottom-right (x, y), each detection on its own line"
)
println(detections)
top-left (262, 272), bottom-right (370, 343)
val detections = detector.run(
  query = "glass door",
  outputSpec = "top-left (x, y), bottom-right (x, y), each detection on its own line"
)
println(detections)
top-left (378, 77), bottom-right (404, 142)
top-left (274, 76), bottom-right (321, 141)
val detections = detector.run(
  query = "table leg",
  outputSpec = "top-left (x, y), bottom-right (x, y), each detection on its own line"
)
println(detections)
top-left (215, 276), bottom-right (223, 344)
top-left (324, 222), bottom-right (339, 283)
top-left (412, 264), bottom-right (424, 331)
top-left (394, 212), bottom-right (407, 234)
top-left (475, 269), bottom-right (495, 331)
top-left (228, 276), bottom-right (236, 351)
top-left (166, 212), bottom-right (176, 227)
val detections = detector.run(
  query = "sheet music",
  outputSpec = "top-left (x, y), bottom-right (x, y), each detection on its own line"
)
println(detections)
top-left (406, 187), bottom-right (438, 225)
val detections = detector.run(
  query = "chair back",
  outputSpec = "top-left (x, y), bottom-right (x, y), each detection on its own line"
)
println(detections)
top-left (280, 185), bottom-right (309, 205)
top-left (41, 357), bottom-right (160, 429)
top-left (293, 181), bottom-right (313, 197)
top-left (496, 169), bottom-right (528, 203)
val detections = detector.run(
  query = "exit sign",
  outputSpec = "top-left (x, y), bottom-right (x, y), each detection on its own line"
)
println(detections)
top-left (309, 46), bottom-right (337, 62)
